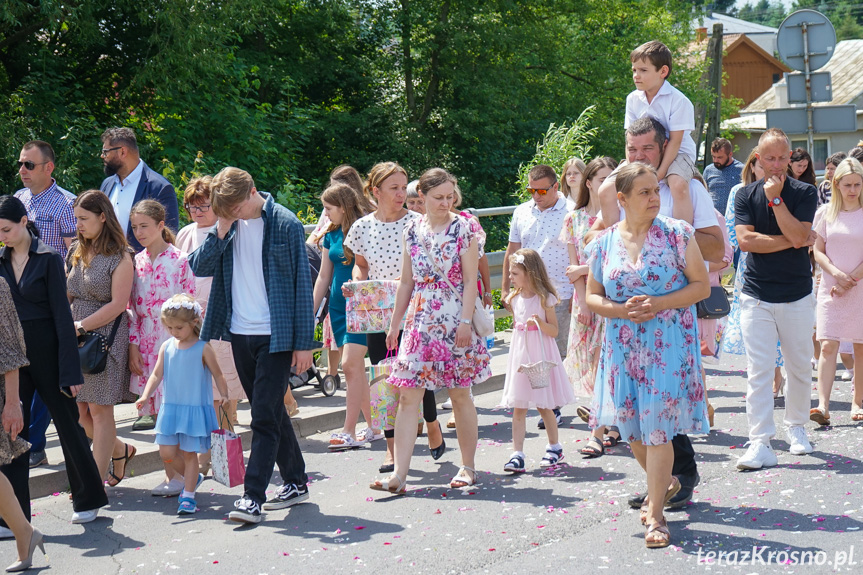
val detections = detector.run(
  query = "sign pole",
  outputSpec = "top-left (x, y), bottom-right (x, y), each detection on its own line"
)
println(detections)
top-left (802, 22), bottom-right (815, 153)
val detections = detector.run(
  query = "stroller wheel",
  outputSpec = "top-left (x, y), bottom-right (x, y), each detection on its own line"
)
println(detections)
top-left (321, 375), bottom-right (337, 397)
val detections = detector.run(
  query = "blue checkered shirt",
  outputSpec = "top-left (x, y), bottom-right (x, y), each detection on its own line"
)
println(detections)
top-left (703, 158), bottom-right (744, 214)
top-left (188, 192), bottom-right (316, 353)
top-left (15, 180), bottom-right (76, 258)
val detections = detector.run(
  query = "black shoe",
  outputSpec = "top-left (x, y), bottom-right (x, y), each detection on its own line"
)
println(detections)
top-left (379, 463), bottom-right (395, 474)
top-left (667, 471), bottom-right (700, 509)
top-left (537, 408), bottom-right (562, 430)
top-left (228, 497), bottom-right (262, 524)
top-left (28, 450), bottom-right (48, 468)
top-left (430, 438), bottom-right (446, 460)
top-left (262, 483), bottom-right (309, 511)
top-left (628, 491), bottom-right (647, 509)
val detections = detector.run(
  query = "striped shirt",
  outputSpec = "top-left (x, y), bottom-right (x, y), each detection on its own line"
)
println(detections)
top-left (14, 180), bottom-right (76, 258)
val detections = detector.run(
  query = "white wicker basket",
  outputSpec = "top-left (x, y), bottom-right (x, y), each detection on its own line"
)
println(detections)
top-left (517, 318), bottom-right (557, 389)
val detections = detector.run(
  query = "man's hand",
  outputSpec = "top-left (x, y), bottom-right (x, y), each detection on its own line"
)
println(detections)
top-left (764, 174), bottom-right (785, 200)
top-left (292, 350), bottom-right (314, 374)
top-left (216, 217), bottom-right (236, 240)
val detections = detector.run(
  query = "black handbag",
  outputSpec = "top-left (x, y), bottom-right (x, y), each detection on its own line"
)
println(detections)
top-left (78, 315), bottom-right (124, 375)
top-left (696, 286), bottom-right (730, 320)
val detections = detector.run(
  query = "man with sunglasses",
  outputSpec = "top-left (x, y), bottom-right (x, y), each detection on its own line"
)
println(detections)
top-left (98, 127), bottom-right (179, 254)
top-left (502, 164), bottom-right (572, 427)
top-left (98, 127), bottom-right (179, 430)
top-left (13, 140), bottom-right (78, 473)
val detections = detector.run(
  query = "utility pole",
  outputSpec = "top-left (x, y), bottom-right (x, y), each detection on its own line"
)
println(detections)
top-left (694, 23), bottom-right (723, 170)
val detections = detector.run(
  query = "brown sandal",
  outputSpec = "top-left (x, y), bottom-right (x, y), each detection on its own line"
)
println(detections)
top-left (810, 407), bottom-right (830, 426)
top-left (106, 443), bottom-right (137, 487)
top-left (640, 477), bottom-right (681, 524)
top-left (645, 519), bottom-right (671, 548)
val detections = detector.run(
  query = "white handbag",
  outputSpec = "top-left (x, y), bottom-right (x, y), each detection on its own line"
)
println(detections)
top-left (517, 318), bottom-right (556, 389)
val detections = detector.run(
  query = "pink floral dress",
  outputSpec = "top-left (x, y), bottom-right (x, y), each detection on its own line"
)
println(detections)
top-left (388, 215), bottom-right (491, 390)
top-left (559, 208), bottom-right (603, 394)
top-left (586, 215), bottom-right (709, 445)
top-left (129, 244), bottom-right (196, 416)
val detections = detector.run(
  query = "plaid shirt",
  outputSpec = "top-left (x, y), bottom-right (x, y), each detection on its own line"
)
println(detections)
top-left (188, 192), bottom-right (316, 353)
top-left (15, 180), bottom-right (76, 258)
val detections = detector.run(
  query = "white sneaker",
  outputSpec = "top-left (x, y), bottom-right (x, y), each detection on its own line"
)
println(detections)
top-left (151, 477), bottom-right (185, 497)
top-left (71, 508), bottom-right (99, 524)
top-left (841, 369), bottom-right (854, 382)
top-left (736, 442), bottom-right (778, 470)
top-left (441, 399), bottom-right (453, 410)
top-left (0, 526), bottom-right (13, 539)
top-left (787, 425), bottom-right (814, 455)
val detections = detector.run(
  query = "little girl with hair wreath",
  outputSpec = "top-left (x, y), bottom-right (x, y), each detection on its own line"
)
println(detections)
top-left (127, 199), bottom-right (196, 495)
top-left (136, 294), bottom-right (228, 515)
top-left (500, 249), bottom-right (575, 472)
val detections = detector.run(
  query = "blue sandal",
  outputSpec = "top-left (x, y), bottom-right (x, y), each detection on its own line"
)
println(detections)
top-left (540, 447), bottom-right (564, 468)
top-left (503, 454), bottom-right (526, 473)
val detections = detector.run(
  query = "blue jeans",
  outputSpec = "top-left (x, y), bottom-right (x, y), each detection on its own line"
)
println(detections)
top-left (29, 392), bottom-right (51, 453)
top-left (230, 334), bottom-right (308, 505)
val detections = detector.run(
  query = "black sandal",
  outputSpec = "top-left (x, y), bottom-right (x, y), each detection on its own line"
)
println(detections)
top-left (580, 436), bottom-right (604, 458)
top-left (603, 426), bottom-right (621, 448)
top-left (106, 443), bottom-right (137, 487)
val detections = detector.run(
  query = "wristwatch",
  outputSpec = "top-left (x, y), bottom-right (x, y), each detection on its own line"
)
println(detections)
top-left (76, 323), bottom-right (86, 336)
top-left (460, 318), bottom-right (472, 325)
top-left (769, 196), bottom-right (783, 208)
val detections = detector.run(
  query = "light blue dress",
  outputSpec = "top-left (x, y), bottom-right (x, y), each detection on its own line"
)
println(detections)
top-left (154, 339), bottom-right (219, 453)
top-left (722, 184), bottom-right (783, 366)
top-left (587, 215), bottom-right (709, 446)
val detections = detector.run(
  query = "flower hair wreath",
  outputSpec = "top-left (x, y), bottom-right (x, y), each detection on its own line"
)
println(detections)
top-left (161, 299), bottom-right (203, 317)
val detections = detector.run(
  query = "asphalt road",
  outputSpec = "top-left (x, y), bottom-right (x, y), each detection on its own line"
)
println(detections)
top-left (4, 351), bottom-right (863, 575)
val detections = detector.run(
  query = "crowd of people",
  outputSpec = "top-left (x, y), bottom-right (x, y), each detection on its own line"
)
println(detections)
top-left (1, 36), bottom-right (863, 569)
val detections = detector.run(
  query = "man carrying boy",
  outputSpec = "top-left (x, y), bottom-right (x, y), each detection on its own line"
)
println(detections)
top-left (189, 167), bottom-right (314, 524)
top-left (599, 40), bottom-right (698, 226)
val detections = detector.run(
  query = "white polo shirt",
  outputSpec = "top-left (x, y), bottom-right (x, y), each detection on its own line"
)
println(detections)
top-left (625, 80), bottom-right (696, 163)
top-left (508, 195), bottom-right (573, 300)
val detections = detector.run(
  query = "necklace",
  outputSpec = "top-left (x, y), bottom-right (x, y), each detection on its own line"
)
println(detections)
top-left (12, 254), bottom-right (29, 274)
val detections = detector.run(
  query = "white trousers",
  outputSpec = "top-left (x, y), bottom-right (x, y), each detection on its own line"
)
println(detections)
top-left (740, 293), bottom-right (814, 445)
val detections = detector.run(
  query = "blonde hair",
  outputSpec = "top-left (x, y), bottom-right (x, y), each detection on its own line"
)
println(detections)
top-left (505, 248), bottom-right (558, 308)
top-left (824, 158), bottom-right (863, 223)
top-left (130, 199), bottom-right (175, 244)
top-left (741, 147), bottom-right (760, 185)
top-left (160, 293), bottom-right (202, 337)
top-left (321, 183), bottom-right (366, 264)
top-left (560, 158), bottom-right (586, 199)
top-left (364, 162), bottom-right (408, 207)
top-left (211, 167), bottom-right (254, 219)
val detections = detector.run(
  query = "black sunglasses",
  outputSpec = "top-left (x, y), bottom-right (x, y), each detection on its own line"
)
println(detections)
top-left (16, 160), bottom-right (48, 171)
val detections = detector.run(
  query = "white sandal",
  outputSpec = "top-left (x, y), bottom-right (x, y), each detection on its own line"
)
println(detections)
top-left (449, 466), bottom-right (477, 489)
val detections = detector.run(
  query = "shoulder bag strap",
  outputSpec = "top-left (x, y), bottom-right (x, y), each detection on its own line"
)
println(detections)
top-left (105, 313), bottom-right (124, 348)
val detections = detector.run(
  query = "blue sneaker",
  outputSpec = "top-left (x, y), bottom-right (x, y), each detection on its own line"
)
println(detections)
top-left (177, 497), bottom-right (197, 515)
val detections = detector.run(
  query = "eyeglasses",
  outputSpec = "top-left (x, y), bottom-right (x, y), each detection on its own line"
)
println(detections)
top-left (100, 146), bottom-right (122, 157)
top-left (527, 187), bottom-right (554, 196)
top-left (185, 204), bottom-right (211, 214)
top-left (16, 160), bottom-right (48, 171)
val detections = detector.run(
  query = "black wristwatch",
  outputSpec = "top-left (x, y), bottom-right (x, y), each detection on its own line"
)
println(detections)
top-left (77, 325), bottom-right (87, 336)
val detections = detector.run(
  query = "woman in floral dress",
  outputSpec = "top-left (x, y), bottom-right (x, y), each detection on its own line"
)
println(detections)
top-left (586, 163), bottom-right (710, 549)
top-left (370, 168), bottom-right (490, 495)
top-left (559, 157), bottom-right (617, 456)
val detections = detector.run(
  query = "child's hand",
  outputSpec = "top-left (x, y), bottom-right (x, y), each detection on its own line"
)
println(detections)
top-left (134, 395), bottom-right (148, 410)
top-left (218, 395), bottom-right (228, 407)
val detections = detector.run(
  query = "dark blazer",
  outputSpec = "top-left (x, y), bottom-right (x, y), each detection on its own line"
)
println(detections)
top-left (100, 160), bottom-right (179, 252)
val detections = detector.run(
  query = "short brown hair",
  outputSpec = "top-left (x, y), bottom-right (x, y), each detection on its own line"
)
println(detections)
top-left (528, 164), bottom-right (557, 185)
top-left (184, 176), bottom-right (213, 207)
top-left (211, 167), bottom-right (254, 219)
top-left (630, 40), bottom-right (673, 76)
top-left (417, 167), bottom-right (457, 195)
top-left (616, 162), bottom-right (657, 197)
top-left (22, 140), bottom-right (55, 164)
top-left (758, 128), bottom-right (790, 150)
top-left (711, 138), bottom-right (732, 153)
top-left (101, 127), bottom-right (138, 151)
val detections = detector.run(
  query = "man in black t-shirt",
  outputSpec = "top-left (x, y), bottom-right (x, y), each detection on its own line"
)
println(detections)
top-left (734, 128), bottom-right (818, 471)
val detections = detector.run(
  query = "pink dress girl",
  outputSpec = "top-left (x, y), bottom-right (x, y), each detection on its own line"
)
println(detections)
top-left (129, 244), bottom-right (196, 416)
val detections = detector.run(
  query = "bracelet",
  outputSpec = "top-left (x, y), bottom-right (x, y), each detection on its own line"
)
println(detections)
top-left (460, 318), bottom-right (472, 325)
top-left (483, 292), bottom-right (493, 298)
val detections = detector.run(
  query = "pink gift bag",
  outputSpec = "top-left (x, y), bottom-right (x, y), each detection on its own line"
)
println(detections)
top-left (345, 280), bottom-right (401, 334)
top-left (211, 427), bottom-right (246, 488)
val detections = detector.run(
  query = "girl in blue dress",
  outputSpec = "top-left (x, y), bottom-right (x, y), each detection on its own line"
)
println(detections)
top-left (586, 163), bottom-right (710, 549)
top-left (136, 294), bottom-right (228, 515)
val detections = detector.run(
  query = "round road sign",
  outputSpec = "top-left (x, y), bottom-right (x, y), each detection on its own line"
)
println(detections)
top-left (777, 9), bottom-right (836, 72)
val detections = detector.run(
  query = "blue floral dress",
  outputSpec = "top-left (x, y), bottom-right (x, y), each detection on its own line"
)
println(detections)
top-left (722, 185), bottom-right (783, 366)
top-left (587, 215), bottom-right (709, 445)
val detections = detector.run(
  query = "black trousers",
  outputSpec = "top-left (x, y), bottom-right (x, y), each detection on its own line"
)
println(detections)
top-left (231, 334), bottom-right (308, 505)
top-left (0, 319), bottom-right (107, 525)
top-left (367, 331), bottom-right (438, 438)
top-left (672, 433), bottom-right (698, 477)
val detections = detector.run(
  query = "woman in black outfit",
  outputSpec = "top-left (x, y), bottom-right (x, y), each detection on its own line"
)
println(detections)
top-left (0, 196), bottom-right (107, 525)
